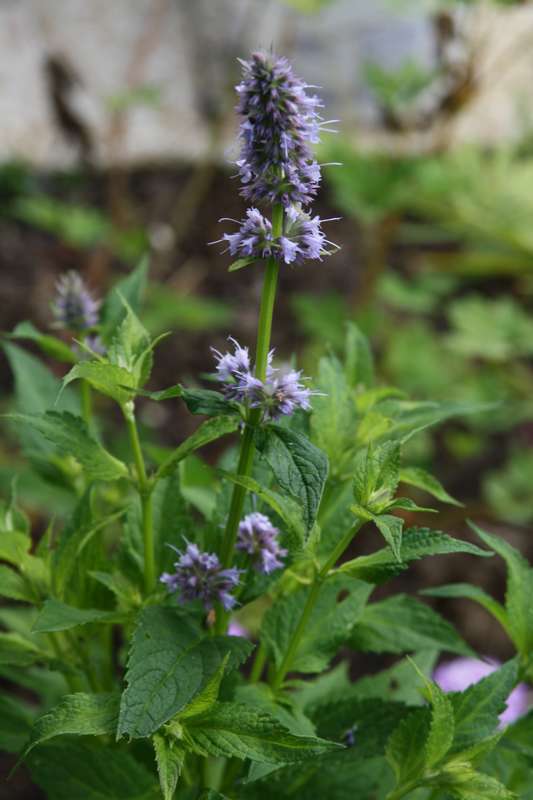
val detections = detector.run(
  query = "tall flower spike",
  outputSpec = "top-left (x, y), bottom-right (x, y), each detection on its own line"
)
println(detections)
top-left (52, 271), bottom-right (100, 332)
top-left (237, 512), bottom-right (287, 573)
top-left (160, 542), bottom-right (240, 611)
top-left (235, 52), bottom-right (325, 207)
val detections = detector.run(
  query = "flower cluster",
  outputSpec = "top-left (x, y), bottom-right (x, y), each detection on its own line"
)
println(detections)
top-left (212, 337), bottom-right (313, 420)
top-left (160, 542), bottom-right (240, 611)
top-left (235, 51), bottom-right (324, 207)
top-left (52, 271), bottom-right (100, 332)
top-left (237, 512), bottom-right (287, 573)
top-left (221, 205), bottom-right (337, 266)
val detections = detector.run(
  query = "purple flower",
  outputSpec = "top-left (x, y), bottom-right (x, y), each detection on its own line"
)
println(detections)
top-left (212, 339), bottom-right (315, 420)
top-left (237, 512), bottom-right (287, 573)
top-left (160, 542), bottom-right (240, 611)
top-left (228, 620), bottom-right (250, 638)
top-left (434, 657), bottom-right (529, 725)
top-left (235, 52), bottom-right (332, 207)
top-left (52, 271), bottom-right (100, 331)
top-left (218, 206), bottom-right (338, 267)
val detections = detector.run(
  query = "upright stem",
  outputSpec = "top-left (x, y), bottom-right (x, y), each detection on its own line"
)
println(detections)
top-left (124, 410), bottom-right (155, 594)
top-left (215, 203), bottom-right (284, 634)
top-left (270, 519), bottom-right (363, 691)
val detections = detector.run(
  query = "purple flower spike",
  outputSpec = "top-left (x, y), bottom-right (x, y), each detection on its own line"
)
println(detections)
top-left (235, 52), bottom-right (328, 207)
top-left (237, 512), bottom-right (287, 573)
top-left (211, 337), bottom-right (252, 402)
top-left (434, 657), bottom-right (529, 726)
top-left (219, 205), bottom-right (338, 267)
top-left (160, 542), bottom-right (240, 611)
top-left (52, 271), bottom-right (100, 332)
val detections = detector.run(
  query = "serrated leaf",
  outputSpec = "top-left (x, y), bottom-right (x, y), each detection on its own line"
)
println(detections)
top-left (27, 739), bottom-right (158, 800)
top-left (9, 321), bottom-right (77, 363)
top-left (7, 411), bottom-right (128, 481)
top-left (32, 598), bottom-right (121, 633)
top-left (345, 322), bottom-right (374, 388)
top-left (350, 595), bottom-right (473, 656)
top-left (20, 693), bottom-right (119, 760)
top-left (62, 360), bottom-right (137, 405)
top-left (400, 466), bottom-right (462, 506)
top-left (423, 678), bottom-right (454, 768)
top-left (310, 695), bottom-right (409, 754)
top-left (470, 522), bottom-right (533, 655)
top-left (353, 441), bottom-right (400, 513)
top-left (421, 583), bottom-right (508, 629)
top-left (440, 763), bottom-right (516, 800)
top-left (386, 707), bottom-right (429, 785)
top-left (153, 734), bottom-right (184, 800)
top-left (339, 528), bottom-right (491, 583)
top-left (107, 297), bottom-right (153, 387)
top-left (0, 632), bottom-right (48, 666)
top-left (0, 564), bottom-right (35, 602)
top-left (373, 513), bottom-right (404, 561)
top-left (118, 607), bottom-right (253, 738)
top-left (2, 341), bottom-right (79, 415)
top-left (156, 415), bottom-right (240, 479)
top-left (449, 658), bottom-right (518, 752)
top-left (257, 424), bottom-right (329, 532)
top-left (101, 258), bottom-right (148, 338)
top-left (262, 576), bottom-right (371, 675)
top-left (184, 701), bottom-right (341, 763)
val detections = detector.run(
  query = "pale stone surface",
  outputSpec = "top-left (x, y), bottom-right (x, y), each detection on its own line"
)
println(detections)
top-left (0, 0), bottom-right (532, 167)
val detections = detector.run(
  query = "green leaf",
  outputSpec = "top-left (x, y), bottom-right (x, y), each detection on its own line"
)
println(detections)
top-left (118, 607), bottom-right (253, 738)
top-left (257, 424), bottom-right (329, 532)
top-left (218, 470), bottom-right (305, 549)
top-left (156, 416), bottom-right (239, 479)
top-left (339, 528), bottom-right (492, 583)
top-left (421, 583), bottom-right (508, 630)
top-left (439, 763), bottom-right (516, 800)
top-left (262, 576), bottom-right (371, 675)
top-left (352, 441), bottom-right (400, 513)
top-left (228, 256), bottom-right (257, 272)
top-left (422, 677), bottom-right (454, 768)
top-left (27, 739), bottom-right (158, 800)
top-left (2, 341), bottom-right (78, 416)
top-left (7, 412), bottom-right (128, 482)
top-left (310, 695), bottom-right (409, 754)
top-left (0, 529), bottom-right (31, 564)
top-left (386, 707), bottom-right (429, 786)
top-left (20, 692), bottom-right (119, 760)
top-left (9, 321), bottom-right (77, 363)
top-left (0, 632), bottom-right (48, 666)
top-left (107, 297), bottom-right (153, 387)
top-left (373, 513), bottom-right (404, 561)
top-left (101, 258), bottom-right (149, 338)
top-left (62, 360), bottom-right (137, 405)
top-left (180, 387), bottom-right (235, 417)
top-left (400, 466), bottom-right (462, 506)
top-left (0, 693), bottom-right (34, 753)
top-left (344, 322), bottom-right (374, 388)
top-left (350, 595), bottom-right (473, 656)
top-left (0, 564), bottom-right (35, 602)
top-left (153, 734), bottom-right (185, 800)
top-left (449, 658), bottom-right (518, 753)
top-left (183, 701), bottom-right (341, 763)
top-left (32, 598), bottom-right (121, 633)
top-left (470, 522), bottom-right (533, 654)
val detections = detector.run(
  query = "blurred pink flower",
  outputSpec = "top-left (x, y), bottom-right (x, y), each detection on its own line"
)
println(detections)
top-left (228, 620), bottom-right (250, 638)
top-left (434, 657), bottom-right (529, 725)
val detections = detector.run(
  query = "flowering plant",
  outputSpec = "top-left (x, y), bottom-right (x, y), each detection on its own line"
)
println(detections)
top-left (1, 51), bottom-right (533, 800)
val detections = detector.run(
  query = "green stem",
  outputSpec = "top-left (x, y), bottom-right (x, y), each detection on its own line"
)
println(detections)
top-left (270, 519), bottom-right (363, 691)
top-left (124, 411), bottom-right (155, 594)
top-left (215, 203), bottom-right (284, 634)
top-left (249, 640), bottom-right (267, 683)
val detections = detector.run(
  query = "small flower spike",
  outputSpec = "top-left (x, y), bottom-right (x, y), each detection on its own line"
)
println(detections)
top-left (52, 271), bottom-right (100, 332)
top-left (219, 205), bottom-right (338, 266)
top-left (237, 512), bottom-right (287, 573)
top-left (160, 542), bottom-right (240, 611)
top-left (212, 338), bottom-right (315, 420)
